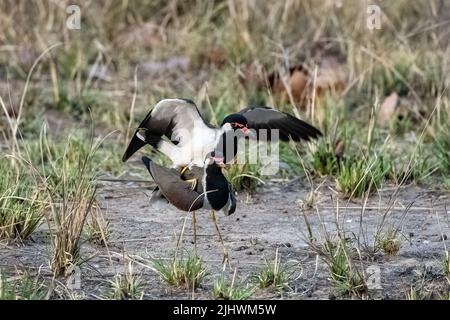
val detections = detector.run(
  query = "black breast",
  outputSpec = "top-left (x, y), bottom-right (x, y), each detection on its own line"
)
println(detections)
top-left (205, 166), bottom-right (230, 210)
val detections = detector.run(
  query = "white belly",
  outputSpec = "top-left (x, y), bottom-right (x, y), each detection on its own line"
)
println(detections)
top-left (171, 127), bottom-right (220, 168)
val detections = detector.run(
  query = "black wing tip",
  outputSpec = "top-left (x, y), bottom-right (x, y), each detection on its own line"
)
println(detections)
top-left (141, 156), bottom-right (152, 170)
top-left (289, 116), bottom-right (323, 141)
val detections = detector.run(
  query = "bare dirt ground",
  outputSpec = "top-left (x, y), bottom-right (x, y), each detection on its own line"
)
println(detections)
top-left (1, 174), bottom-right (449, 299)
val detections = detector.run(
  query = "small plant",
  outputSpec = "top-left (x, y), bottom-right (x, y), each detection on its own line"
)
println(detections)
top-left (41, 132), bottom-right (101, 277)
top-left (151, 253), bottom-right (207, 290)
top-left (322, 238), bottom-right (368, 297)
top-left (251, 250), bottom-right (296, 292)
top-left (298, 190), bottom-right (318, 211)
top-left (213, 271), bottom-right (253, 300)
top-left (0, 158), bottom-right (45, 240)
top-left (336, 154), bottom-right (389, 198)
top-left (0, 273), bottom-right (46, 300)
top-left (306, 138), bottom-right (340, 177)
top-left (376, 229), bottom-right (403, 256)
top-left (108, 262), bottom-right (144, 300)
top-left (378, 238), bottom-right (401, 256)
top-left (387, 146), bottom-right (437, 185)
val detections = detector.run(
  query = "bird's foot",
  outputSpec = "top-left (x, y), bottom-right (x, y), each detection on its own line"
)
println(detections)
top-left (179, 166), bottom-right (189, 176)
top-left (185, 178), bottom-right (197, 190)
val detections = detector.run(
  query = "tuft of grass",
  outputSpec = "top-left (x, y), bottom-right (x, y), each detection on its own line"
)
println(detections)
top-left (108, 263), bottom-right (144, 300)
top-left (302, 207), bottom-right (368, 298)
top-left (307, 138), bottom-right (340, 177)
top-left (39, 130), bottom-right (101, 277)
top-left (322, 238), bottom-right (368, 297)
top-left (0, 158), bottom-right (44, 240)
top-left (151, 253), bottom-right (207, 290)
top-left (375, 229), bottom-right (403, 256)
top-left (336, 154), bottom-right (390, 198)
top-left (213, 272), bottom-right (253, 300)
top-left (251, 250), bottom-right (296, 293)
top-left (0, 273), bottom-right (46, 300)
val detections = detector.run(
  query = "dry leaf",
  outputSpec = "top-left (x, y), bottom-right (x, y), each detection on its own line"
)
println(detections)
top-left (377, 92), bottom-right (398, 125)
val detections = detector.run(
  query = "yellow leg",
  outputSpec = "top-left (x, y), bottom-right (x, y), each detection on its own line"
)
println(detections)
top-left (210, 210), bottom-right (230, 267)
top-left (185, 178), bottom-right (197, 190)
top-left (192, 211), bottom-right (197, 255)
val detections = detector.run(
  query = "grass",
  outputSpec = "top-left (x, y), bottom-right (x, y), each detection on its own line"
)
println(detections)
top-left (107, 263), bottom-right (144, 300)
top-left (0, 157), bottom-right (44, 240)
top-left (213, 271), bottom-right (253, 300)
top-left (302, 207), bottom-right (368, 298)
top-left (23, 128), bottom-right (103, 277)
top-left (251, 250), bottom-right (297, 293)
top-left (0, 273), bottom-right (46, 300)
top-left (322, 238), bottom-right (367, 297)
top-left (151, 253), bottom-right (207, 291)
top-left (335, 154), bottom-right (390, 198)
top-left (375, 229), bottom-right (403, 256)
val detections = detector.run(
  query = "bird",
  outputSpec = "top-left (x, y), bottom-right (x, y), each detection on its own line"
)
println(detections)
top-left (122, 98), bottom-right (322, 170)
top-left (141, 152), bottom-right (236, 263)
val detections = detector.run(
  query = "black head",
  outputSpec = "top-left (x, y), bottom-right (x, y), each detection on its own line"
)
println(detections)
top-left (221, 114), bottom-right (248, 132)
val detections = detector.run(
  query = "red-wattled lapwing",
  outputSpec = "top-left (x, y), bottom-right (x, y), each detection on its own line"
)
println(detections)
top-left (141, 153), bottom-right (236, 263)
top-left (123, 99), bottom-right (322, 173)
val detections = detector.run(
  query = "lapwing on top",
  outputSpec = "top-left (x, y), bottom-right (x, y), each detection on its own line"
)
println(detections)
top-left (123, 98), bottom-right (322, 168)
top-left (141, 152), bottom-right (235, 262)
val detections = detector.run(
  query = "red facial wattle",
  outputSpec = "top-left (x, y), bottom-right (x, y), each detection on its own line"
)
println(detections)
top-left (241, 127), bottom-right (249, 134)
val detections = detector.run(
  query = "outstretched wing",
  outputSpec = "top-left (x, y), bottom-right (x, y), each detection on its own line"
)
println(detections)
top-left (122, 99), bottom-right (213, 161)
top-left (237, 106), bottom-right (322, 141)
